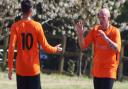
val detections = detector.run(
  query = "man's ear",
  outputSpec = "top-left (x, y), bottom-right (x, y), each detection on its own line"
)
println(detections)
top-left (108, 17), bottom-right (111, 20)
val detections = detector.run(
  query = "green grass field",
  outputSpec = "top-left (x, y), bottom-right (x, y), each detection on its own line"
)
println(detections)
top-left (0, 72), bottom-right (128, 89)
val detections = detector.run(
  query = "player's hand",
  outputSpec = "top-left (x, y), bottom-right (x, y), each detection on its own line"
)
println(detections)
top-left (56, 44), bottom-right (63, 53)
top-left (98, 30), bottom-right (107, 40)
top-left (8, 71), bottom-right (12, 80)
top-left (74, 20), bottom-right (84, 37)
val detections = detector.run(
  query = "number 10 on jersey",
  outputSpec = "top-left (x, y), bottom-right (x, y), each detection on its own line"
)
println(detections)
top-left (21, 33), bottom-right (33, 50)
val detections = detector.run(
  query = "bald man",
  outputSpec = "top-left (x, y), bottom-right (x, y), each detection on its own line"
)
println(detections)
top-left (75, 8), bottom-right (121, 89)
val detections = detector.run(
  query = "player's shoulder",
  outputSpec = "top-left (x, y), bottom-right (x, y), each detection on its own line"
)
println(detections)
top-left (29, 20), bottom-right (42, 31)
top-left (110, 25), bottom-right (120, 32)
top-left (31, 20), bottom-right (42, 27)
top-left (91, 24), bottom-right (100, 31)
top-left (11, 20), bottom-right (21, 28)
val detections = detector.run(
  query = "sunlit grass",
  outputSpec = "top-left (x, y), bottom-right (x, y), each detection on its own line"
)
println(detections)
top-left (0, 72), bottom-right (128, 89)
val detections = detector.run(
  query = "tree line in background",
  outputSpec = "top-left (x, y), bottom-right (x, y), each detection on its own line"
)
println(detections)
top-left (0, 0), bottom-right (127, 38)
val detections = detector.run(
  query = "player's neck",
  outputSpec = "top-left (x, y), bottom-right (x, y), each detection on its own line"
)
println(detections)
top-left (22, 15), bottom-right (31, 20)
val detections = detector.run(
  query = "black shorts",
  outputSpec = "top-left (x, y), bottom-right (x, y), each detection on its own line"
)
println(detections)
top-left (93, 77), bottom-right (115, 89)
top-left (16, 74), bottom-right (42, 89)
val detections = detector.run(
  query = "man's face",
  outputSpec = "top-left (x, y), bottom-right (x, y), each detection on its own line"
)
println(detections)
top-left (98, 12), bottom-right (109, 30)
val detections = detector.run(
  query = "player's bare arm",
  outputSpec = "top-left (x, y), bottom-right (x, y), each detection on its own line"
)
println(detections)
top-left (74, 21), bottom-right (85, 50)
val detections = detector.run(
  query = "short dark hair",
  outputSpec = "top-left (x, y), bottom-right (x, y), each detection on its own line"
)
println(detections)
top-left (21, 0), bottom-right (32, 13)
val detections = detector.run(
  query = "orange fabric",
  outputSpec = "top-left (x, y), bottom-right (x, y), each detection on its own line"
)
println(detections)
top-left (8, 19), bottom-right (57, 76)
top-left (83, 25), bottom-right (121, 79)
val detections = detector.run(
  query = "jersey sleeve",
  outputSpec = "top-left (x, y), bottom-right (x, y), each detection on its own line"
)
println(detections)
top-left (37, 24), bottom-right (57, 53)
top-left (112, 28), bottom-right (121, 64)
top-left (83, 29), bottom-right (94, 48)
top-left (113, 28), bottom-right (121, 52)
top-left (8, 24), bottom-right (17, 73)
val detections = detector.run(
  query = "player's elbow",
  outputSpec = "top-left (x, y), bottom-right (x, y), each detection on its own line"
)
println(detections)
top-left (115, 46), bottom-right (121, 54)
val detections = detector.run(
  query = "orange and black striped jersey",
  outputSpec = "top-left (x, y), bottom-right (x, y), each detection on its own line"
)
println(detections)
top-left (8, 19), bottom-right (57, 76)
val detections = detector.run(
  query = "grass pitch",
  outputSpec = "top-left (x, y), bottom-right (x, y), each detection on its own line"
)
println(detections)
top-left (0, 72), bottom-right (128, 89)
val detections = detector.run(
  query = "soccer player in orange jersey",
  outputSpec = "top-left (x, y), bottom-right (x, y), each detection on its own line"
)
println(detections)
top-left (75, 8), bottom-right (121, 89)
top-left (8, 0), bottom-right (62, 89)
